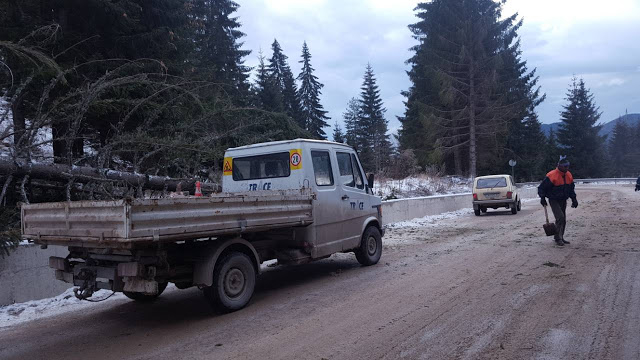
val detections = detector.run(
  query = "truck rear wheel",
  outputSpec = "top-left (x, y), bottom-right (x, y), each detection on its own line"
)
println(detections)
top-left (511, 203), bottom-right (518, 214)
top-left (123, 281), bottom-right (168, 302)
top-left (204, 252), bottom-right (256, 313)
top-left (355, 226), bottom-right (382, 266)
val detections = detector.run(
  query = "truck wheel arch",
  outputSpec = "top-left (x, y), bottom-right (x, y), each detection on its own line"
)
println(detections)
top-left (362, 217), bottom-right (381, 234)
top-left (193, 237), bottom-right (260, 287)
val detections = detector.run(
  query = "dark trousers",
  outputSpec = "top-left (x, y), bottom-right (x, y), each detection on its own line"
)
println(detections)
top-left (549, 199), bottom-right (567, 241)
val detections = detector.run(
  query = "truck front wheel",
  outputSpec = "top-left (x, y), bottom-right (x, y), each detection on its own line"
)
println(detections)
top-left (355, 226), bottom-right (382, 266)
top-left (123, 281), bottom-right (168, 302)
top-left (204, 252), bottom-right (256, 313)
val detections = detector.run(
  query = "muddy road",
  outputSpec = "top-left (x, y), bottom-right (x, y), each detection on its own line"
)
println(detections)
top-left (1, 185), bottom-right (639, 360)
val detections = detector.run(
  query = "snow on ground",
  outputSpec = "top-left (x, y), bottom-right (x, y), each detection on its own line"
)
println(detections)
top-left (386, 208), bottom-right (474, 230)
top-left (374, 175), bottom-right (471, 200)
top-left (0, 259), bottom-right (326, 329)
top-left (0, 287), bottom-right (131, 329)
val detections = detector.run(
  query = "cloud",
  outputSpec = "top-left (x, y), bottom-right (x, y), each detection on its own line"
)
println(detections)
top-left (600, 78), bottom-right (627, 87)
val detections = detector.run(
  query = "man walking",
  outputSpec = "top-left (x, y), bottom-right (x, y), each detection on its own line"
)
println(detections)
top-left (538, 156), bottom-right (578, 246)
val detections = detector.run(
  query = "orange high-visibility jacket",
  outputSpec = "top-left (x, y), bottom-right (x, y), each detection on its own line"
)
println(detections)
top-left (538, 168), bottom-right (577, 200)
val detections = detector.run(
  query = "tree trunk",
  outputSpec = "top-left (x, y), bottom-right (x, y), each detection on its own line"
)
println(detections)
top-left (454, 146), bottom-right (462, 175)
top-left (52, 119), bottom-right (70, 164)
top-left (0, 159), bottom-right (219, 192)
top-left (468, 60), bottom-right (477, 178)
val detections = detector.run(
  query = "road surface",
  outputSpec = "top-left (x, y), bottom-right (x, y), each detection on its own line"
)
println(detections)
top-left (1, 185), bottom-right (639, 360)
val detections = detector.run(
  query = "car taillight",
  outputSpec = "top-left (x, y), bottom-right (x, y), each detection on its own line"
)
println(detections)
top-left (507, 191), bottom-right (513, 199)
top-left (473, 193), bottom-right (478, 201)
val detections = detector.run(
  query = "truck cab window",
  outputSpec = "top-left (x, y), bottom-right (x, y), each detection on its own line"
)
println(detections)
top-left (311, 151), bottom-right (334, 186)
top-left (337, 152), bottom-right (356, 187)
top-left (350, 154), bottom-right (364, 190)
top-left (232, 152), bottom-right (290, 181)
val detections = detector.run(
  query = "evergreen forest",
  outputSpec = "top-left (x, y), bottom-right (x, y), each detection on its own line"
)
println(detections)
top-left (1, 0), bottom-right (638, 253)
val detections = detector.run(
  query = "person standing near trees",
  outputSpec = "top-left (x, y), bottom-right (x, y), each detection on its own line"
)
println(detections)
top-left (538, 156), bottom-right (579, 246)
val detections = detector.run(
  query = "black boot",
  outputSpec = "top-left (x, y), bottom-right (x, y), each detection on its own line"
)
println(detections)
top-left (555, 239), bottom-right (564, 246)
top-left (562, 240), bottom-right (570, 244)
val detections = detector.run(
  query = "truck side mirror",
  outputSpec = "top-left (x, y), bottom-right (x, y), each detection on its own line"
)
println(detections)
top-left (367, 173), bottom-right (374, 189)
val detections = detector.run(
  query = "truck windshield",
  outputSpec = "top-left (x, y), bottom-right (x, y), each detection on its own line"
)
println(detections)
top-left (232, 152), bottom-right (290, 181)
top-left (476, 177), bottom-right (507, 189)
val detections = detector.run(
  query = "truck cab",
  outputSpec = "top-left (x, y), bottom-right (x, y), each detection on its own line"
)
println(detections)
top-left (223, 139), bottom-right (383, 259)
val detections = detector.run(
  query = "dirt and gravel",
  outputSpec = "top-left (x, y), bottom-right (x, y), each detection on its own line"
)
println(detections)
top-left (1, 185), bottom-right (639, 360)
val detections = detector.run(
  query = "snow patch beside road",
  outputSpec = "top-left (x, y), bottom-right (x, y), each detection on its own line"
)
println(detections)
top-left (375, 175), bottom-right (471, 200)
top-left (0, 287), bottom-right (127, 329)
top-left (386, 208), bottom-right (474, 229)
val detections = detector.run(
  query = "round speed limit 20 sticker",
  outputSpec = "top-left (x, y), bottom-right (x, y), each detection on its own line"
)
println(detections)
top-left (290, 150), bottom-right (302, 170)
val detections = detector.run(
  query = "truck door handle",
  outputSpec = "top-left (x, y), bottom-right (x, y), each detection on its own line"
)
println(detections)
top-left (342, 195), bottom-right (349, 200)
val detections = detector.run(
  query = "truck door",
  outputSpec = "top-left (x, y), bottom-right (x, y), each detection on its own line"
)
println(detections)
top-left (310, 149), bottom-right (349, 256)
top-left (335, 151), bottom-right (368, 249)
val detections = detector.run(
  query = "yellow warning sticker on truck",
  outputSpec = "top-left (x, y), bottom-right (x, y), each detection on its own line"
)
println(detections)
top-left (289, 149), bottom-right (302, 170)
top-left (223, 157), bottom-right (233, 176)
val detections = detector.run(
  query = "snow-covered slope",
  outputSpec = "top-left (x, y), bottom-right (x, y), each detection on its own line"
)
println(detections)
top-left (374, 175), bottom-right (471, 200)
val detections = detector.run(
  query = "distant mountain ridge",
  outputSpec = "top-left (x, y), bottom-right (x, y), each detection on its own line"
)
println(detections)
top-left (541, 113), bottom-right (640, 141)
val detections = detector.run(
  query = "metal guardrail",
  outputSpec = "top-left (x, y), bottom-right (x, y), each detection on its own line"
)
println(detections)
top-left (517, 178), bottom-right (637, 188)
top-left (574, 178), bottom-right (637, 184)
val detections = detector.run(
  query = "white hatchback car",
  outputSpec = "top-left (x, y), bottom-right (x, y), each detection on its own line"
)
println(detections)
top-left (472, 175), bottom-right (521, 216)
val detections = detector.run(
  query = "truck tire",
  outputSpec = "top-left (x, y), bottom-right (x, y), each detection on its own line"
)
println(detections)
top-left (474, 209), bottom-right (481, 216)
top-left (355, 226), bottom-right (382, 266)
top-left (204, 252), bottom-right (256, 313)
top-left (517, 199), bottom-right (522, 211)
top-left (511, 203), bottom-right (517, 214)
top-left (123, 281), bottom-right (168, 302)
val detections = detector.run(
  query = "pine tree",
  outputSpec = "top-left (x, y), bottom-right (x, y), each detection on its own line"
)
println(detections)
top-left (633, 122), bottom-right (640, 175)
top-left (557, 77), bottom-right (606, 178)
top-left (500, 35), bottom-right (546, 180)
top-left (188, 0), bottom-right (252, 100)
top-left (343, 97), bottom-right (361, 149)
top-left (398, 0), bottom-right (535, 177)
top-left (358, 64), bottom-right (392, 173)
top-left (268, 39), bottom-right (304, 128)
top-left (332, 123), bottom-right (346, 143)
top-left (256, 50), bottom-right (283, 112)
top-left (503, 98), bottom-right (547, 181)
top-left (543, 128), bottom-right (561, 172)
top-left (0, 0), bottom-right (191, 163)
top-left (297, 42), bottom-right (330, 139)
top-left (608, 120), bottom-right (630, 177)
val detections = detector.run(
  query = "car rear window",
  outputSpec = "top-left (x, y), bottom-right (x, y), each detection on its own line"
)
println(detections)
top-left (232, 152), bottom-right (290, 181)
top-left (476, 177), bottom-right (507, 189)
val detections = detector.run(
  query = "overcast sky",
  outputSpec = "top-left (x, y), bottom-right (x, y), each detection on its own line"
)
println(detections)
top-left (236, 0), bottom-right (640, 138)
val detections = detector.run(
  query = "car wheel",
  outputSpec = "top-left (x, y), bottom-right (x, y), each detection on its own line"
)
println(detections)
top-left (474, 208), bottom-right (481, 216)
top-left (203, 252), bottom-right (256, 313)
top-left (517, 200), bottom-right (521, 211)
top-left (123, 281), bottom-right (168, 302)
top-left (355, 226), bottom-right (382, 266)
top-left (510, 203), bottom-right (517, 214)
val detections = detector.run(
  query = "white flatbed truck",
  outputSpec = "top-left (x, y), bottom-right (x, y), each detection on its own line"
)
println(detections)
top-left (21, 139), bottom-right (384, 312)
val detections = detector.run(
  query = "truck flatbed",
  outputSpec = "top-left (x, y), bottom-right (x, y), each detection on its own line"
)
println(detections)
top-left (21, 190), bottom-right (314, 249)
